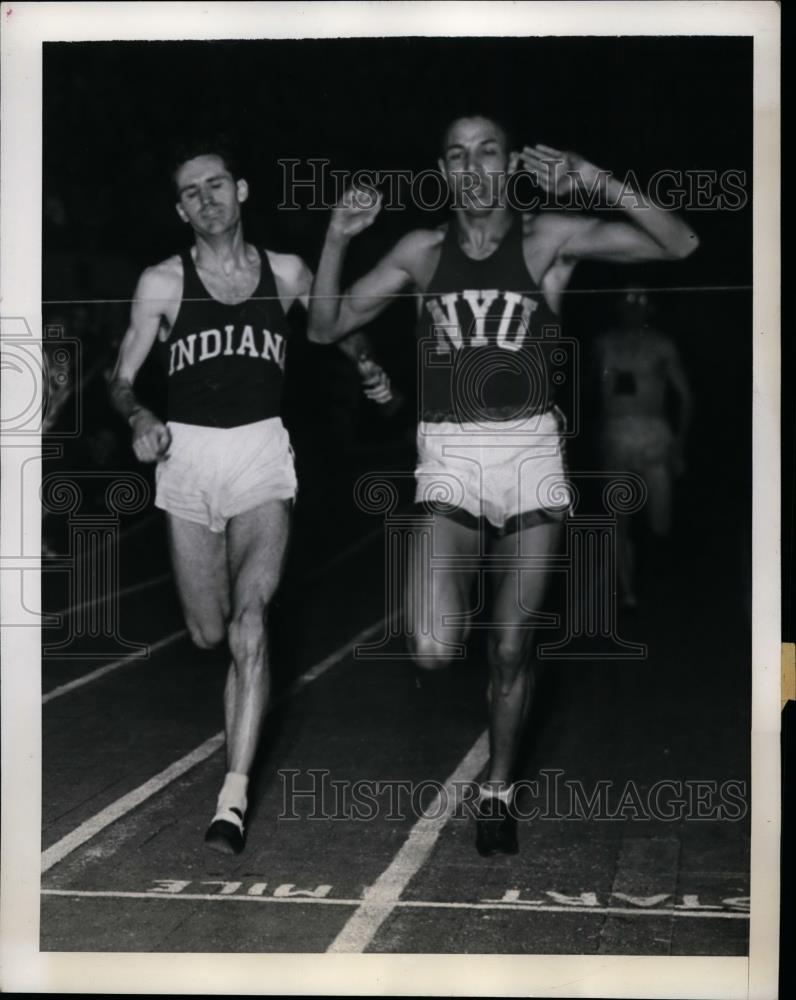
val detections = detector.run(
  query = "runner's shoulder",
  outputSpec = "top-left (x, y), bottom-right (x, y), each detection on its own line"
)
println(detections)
top-left (265, 249), bottom-right (311, 290)
top-left (265, 249), bottom-right (308, 276)
top-left (395, 227), bottom-right (446, 255)
top-left (391, 227), bottom-right (446, 281)
top-left (134, 255), bottom-right (183, 310)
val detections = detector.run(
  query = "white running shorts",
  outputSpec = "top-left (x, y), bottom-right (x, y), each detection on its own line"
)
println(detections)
top-left (414, 408), bottom-right (570, 533)
top-left (155, 417), bottom-right (297, 533)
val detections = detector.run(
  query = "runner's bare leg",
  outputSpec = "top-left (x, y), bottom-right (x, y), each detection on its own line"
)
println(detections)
top-left (485, 520), bottom-right (562, 785)
top-left (224, 498), bottom-right (291, 774)
top-left (406, 513), bottom-right (479, 668)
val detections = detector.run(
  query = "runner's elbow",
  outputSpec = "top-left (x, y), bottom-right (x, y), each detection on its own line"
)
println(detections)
top-left (307, 314), bottom-right (348, 344)
top-left (306, 320), bottom-right (338, 344)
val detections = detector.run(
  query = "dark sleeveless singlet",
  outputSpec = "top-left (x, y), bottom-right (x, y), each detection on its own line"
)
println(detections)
top-left (158, 247), bottom-right (290, 428)
top-left (416, 215), bottom-right (564, 423)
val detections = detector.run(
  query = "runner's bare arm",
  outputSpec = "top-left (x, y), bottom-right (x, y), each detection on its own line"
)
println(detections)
top-left (108, 265), bottom-right (174, 462)
top-left (269, 252), bottom-right (314, 312)
top-left (307, 187), bottom-right (418, 343)
top-left (521, 144), bottom-right (699, 263)
top-left (283, 250), bottom-right (393, 402)
top-left (109, 267), bottom-right (168, 415)
top-left (285, 254), bottom-right (381, 360)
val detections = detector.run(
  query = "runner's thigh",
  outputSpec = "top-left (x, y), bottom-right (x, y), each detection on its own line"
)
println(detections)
top-left (488, 520), bottom-right (562, 641)
top-left (167, 513), bottom-right (230, 644)
top-left (226, 498), bottom-right (292, 611)
top-left (406, 512), bottom-right (480, 653)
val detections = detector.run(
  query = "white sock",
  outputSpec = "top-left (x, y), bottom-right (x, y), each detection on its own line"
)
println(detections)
top-left (216, 771), bottom-right (249, 819)
top-left (479, 782), bottom-right (513, 805)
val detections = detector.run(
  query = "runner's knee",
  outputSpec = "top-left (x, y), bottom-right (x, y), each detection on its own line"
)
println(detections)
top-left (187, 618), bottom-right (226, 651)
top-left (487, 634), bottom-right (530, 683)
top-left (410, 634), bottom-right (458, 671)
top-left (228, 602), bottom-right (268, 670)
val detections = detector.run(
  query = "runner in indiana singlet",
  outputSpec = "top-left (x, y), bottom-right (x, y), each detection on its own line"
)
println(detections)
top-left (417, 215), bottom-right (563, 424)
top-left (159, 248), bottom-right (290, 428)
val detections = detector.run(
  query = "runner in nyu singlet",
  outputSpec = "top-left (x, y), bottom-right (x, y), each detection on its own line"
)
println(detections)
top-left (308, 114), bottom-right (699, 857)
top-left (418, 213), bottom-right (561, 423)
top-left (415, 213), bottom-right (570, 533)
top-left (108, 141), bottom-right (391, 857)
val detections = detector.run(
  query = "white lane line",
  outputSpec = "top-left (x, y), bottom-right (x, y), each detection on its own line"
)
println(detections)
top-left (53, 522), bottom-right (380, 620)
top-left (43, 615), bottom-right (387, 706)
top-left (49, 510), bottom-right (160, 570)
top-left (41, 732), bottom-right (224, 874)
top-left (39, 889), bottom-right (750, 921)
top-left (42, 889), bottom-right (356, 907)
top-left (41, 618), bottom-right (386, 874)
top-left (284, 617), bottom-right (392, 697)
top-left (42, 628), bottom-right (189, 704)
top-left (51, 571), bottom-right (173, 619)
top-left (327, 730), bottom-right (490, 954)
top-left (45, 525), bottom-right (384, 695)
top-left (52, 520), bottom-right (380, 620)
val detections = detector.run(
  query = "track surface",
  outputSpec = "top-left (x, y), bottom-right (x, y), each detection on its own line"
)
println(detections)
top-left (40, 449), bottom-right (750, 955)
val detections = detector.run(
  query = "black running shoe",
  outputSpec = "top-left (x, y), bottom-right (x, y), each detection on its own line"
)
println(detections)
top-left (475, 796), bottom-right (518, 857)
top-left (204, 808), bottom-right (245, 855)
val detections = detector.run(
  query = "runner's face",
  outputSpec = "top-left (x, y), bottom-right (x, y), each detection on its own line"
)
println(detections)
top-left (440, 117), bottom-right (515, 213)
top-left (175, 155), bottom-right (247, 235)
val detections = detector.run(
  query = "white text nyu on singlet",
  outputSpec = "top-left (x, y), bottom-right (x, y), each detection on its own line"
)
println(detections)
top-left (425, 290), bottom-right (546, 352)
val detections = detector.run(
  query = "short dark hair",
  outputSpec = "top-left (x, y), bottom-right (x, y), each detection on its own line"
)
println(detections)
top-left (169, 135), bottom-right (242, 192)
top-left (439, 112), bottom-right (516, 157)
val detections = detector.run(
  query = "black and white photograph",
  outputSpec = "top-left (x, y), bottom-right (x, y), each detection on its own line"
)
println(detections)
top-left (0, 2), bottom-right (781, 995)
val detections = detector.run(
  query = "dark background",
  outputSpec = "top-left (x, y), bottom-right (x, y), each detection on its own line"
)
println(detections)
top-left (43, 37), bottom-right (751, 277)
top-left (41, 35), bottom-right (753, 590)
